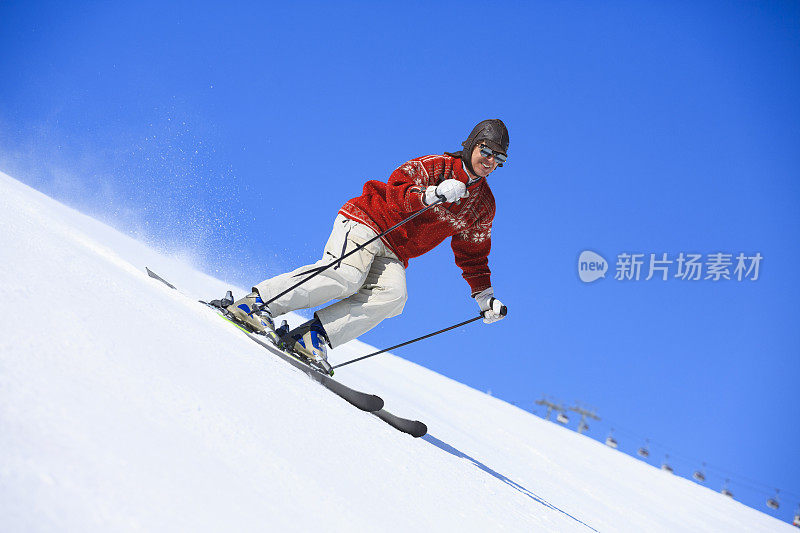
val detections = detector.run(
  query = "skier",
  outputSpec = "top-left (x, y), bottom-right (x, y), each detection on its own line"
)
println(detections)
top-left (227, 119), bottom-right (509, 367)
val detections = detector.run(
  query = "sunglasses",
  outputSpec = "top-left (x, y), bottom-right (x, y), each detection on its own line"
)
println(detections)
top-left (479, 144), bottom-right (507, 164)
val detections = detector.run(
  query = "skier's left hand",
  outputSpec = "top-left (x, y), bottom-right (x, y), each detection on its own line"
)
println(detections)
top-left (474, 287), bottom-right (507, 324)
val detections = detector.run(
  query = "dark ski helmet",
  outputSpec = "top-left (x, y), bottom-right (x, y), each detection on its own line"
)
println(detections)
top-left (460, 119), bottom-right (509, 175)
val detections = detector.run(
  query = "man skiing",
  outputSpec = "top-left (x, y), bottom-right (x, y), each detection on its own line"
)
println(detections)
top-left (227, 119), bottom-right (509, 369)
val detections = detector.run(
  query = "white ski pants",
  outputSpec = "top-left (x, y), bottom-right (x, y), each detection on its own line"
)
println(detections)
top-left (254, 214), bottom-right (407, 348)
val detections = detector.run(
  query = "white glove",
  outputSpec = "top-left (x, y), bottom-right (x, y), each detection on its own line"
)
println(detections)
top-left (423, 179), bottom-right (467, 205)
top-left (474, 288), bottom-right (507, 324)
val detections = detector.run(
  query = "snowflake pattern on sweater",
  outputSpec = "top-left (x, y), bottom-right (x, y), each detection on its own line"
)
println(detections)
top-left (340, 154), bottom-right (495, 294)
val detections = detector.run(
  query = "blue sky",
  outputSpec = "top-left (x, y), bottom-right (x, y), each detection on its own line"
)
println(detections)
top-left (2, 0), bottom-right (798, 522)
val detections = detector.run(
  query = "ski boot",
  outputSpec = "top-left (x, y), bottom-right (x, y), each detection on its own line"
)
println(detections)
top-left (285, 316), bottom-right (333, 375)
top-left (224, 291), bottom-right (275, 335)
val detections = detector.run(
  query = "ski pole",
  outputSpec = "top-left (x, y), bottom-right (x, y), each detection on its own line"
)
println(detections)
top-left (256, 198), bottom-right (443, 312)
top-left (332, 306), bottom-right (507, 370)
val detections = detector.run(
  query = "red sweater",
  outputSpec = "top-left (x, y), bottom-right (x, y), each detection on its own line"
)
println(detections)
top-left (340, 154), bottom-right (494, 295)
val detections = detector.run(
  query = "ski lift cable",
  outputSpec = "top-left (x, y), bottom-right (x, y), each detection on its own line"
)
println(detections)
top-left (602, 420), bottom-right (792, 495)
top-left (536, 406), bottom-right (800, 502)
top-left (584, 414), bottom-right (799, 501)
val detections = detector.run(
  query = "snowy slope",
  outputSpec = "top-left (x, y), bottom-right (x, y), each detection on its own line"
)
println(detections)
top-left (0, 170), bottom-right (791, 532)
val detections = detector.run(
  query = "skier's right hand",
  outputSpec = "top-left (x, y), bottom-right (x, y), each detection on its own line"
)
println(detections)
top-left (423, 179), bottom-right (467, 205)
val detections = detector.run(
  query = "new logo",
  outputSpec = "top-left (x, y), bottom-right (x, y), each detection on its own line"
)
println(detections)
top-left (578, 251), bottom-right (608, 283)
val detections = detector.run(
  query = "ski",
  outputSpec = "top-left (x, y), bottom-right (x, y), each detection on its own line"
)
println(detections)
top-left (206, 304), bottom-right (384, 413)
top-left (145, 267), bottom-right (176, 289)
top-left (373, 410), bottom-right (427, 438)
top-left (206, 299), bottom-right (428, 437)
top-left (146, 267), bottom-right (382, 412)
top-left (145, 267), bottom-right (428, 436)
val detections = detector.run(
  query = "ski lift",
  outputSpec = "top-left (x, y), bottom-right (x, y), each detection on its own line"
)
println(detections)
top-left (660, 454), bottom-right (673, 474)
top-left (605, 429), bottom-right (618, 449)
top-left (556, 412), bottom-right (569, 425)
top-left (792, 504), bottom-right (800, 527)
top-left (766, 498), bottom-right (779, 510)
top-left (578, 420), bottom-right (589, 433)
top-left (720, 479), bottom-right (734, 498)
top-left (766, 489), bottom-right (780, 510)
top-left (693, 463), bottom-right (706, 483)
top-left (637, 439), bottom-right (650, 458)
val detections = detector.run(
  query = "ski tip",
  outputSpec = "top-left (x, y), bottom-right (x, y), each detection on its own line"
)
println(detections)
top-left (410, 422), bottom-right (428, 438)
top-left (145, 267), bottom-right (177, 289)
top-left (373, 410), bottom-right (426, 437)
top-left (371, 395), bottom-right (385, 411)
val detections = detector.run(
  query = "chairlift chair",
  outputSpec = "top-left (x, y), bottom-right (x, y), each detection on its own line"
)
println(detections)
top-left (766, 489), bottom-right (780, 510)
top-left (637, 439), bottom-right (650, 458)
top-left (693, 463), bottom-right (706, 483)
top-left (605, 434), bottom-right (618, 449)
top-left (720, 479), bottom-right (733, 498)
top-left (766, 498), bottom-right (779, 510)
top-left (556, 412), bottom-right (569, 424)
top-left (661, 454), bottom-right (673, 473)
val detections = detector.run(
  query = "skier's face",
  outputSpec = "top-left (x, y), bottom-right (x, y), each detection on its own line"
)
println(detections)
top-left (471, 143), bottom-right (501, 178)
